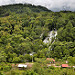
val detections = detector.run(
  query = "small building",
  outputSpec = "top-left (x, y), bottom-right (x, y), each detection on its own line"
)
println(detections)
top-left (18, 64), bottom-right (27, 69)
top-left (61, 64), bottom-right (69, 68)
top-left (46, 58), bottom-right (55, 64)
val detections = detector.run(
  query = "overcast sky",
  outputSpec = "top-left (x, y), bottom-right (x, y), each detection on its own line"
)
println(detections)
top-left (0, 0), bottom-right (75, 11)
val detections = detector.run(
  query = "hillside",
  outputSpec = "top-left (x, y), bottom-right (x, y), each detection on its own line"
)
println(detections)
top-left (0, 3), bottom-right (51, 17)
top-left (0, 4), bottom-right (75, 63)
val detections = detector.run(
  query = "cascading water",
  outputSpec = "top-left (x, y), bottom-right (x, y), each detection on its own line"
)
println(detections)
top-left (43, 30), bottom-right (57, 44)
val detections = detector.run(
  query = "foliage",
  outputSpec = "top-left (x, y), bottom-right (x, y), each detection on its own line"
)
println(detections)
top-left (0, 63), bottom-right (12, 72)
top-left (0, 72), bottom-right (4, 75)
top-left (24, 70), bottom-right (39, 75)
top-left (68, 56), bottom-right (75, 65)
top-left (0, 3), bottom-right (75, 64)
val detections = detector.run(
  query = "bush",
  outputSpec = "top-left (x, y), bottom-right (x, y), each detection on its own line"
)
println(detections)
top-left (24, 70), bottom-right (39, 75)
top-left (34, 58), bottom-right (42, 63)
top-left (68, 57), bottom-right (75, 65)
top-left (3, 65), bottom-right (11, 72)
top-left (32, 63), bottom-right (41, 73)
top-left (24, 54), bottom-right (32, 62)
top-left (0, 66), bottom-right (2, 71)
top-left (0, 72), bottom-right (4, 75)
top-left (48, 66), bottom-right (55, 70)
top-left (55, 58), bottom-right (58, 62)
top-left (11, 70), bottom-right (19, 75)
top-left (13, 57), bottom-right (21, 63)
top-left (0, 63), bottom-right (12, 72)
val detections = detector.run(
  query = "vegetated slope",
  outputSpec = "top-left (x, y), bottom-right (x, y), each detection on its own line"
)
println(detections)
top-left (0, 3), bottom-right (51, 17)
top-left (0, 4), bottom-right (75, 63)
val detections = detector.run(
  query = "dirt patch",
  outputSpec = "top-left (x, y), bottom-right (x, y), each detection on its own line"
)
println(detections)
top-left (25, 63), bottom-right (34, 68)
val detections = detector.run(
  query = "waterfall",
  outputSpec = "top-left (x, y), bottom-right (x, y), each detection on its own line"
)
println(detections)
top-left (43, 30), bottom-right (57, 44)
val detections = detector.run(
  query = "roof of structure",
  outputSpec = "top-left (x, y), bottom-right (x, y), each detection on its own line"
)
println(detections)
top-left (18, 64), bottom-right (27, 68)
top-left (62, 64), bottom-right (69, 67)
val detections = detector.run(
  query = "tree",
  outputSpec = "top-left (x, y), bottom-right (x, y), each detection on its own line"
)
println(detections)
top-left (0, 51), bottom-right (7, 62)
top-left (12, 57), bottom-right (21, 63)
top-left (24, 54), bottom-right (31, 62)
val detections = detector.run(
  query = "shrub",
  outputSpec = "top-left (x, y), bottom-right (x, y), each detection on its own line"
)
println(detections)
top-left (48, 66), bottom-right (55, 70)
top-left (68, 56), bottom-right (75, 65)
top-left (11, 70), bottom-right (19, 75)
top-left (0, 72), bottom-right (4, 75)
top-left (0, 66), bottom-right (2, 71)
top-left (24, 54), bottom-right (32, 62)
top-left (55, 58), bottom-right (58, 62)
top-left (3, 65), bottom-right (11, 72)
top-left (24, 70), bottom-right (39, 75)
top-left (34, 58), bottom-right (42, 63)
top-left (13, 57), bottom-right (21, 63)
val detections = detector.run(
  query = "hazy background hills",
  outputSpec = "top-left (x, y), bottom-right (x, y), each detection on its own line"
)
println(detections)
top-left (0, 0), bottom-right (75, 12)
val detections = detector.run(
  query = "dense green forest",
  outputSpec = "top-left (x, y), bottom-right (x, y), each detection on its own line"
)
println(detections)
top-left (0, 4), bottom-right (75, 75)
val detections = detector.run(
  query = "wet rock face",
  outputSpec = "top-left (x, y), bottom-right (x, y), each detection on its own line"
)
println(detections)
top-left (43, 30), bottom-right (57, 44)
